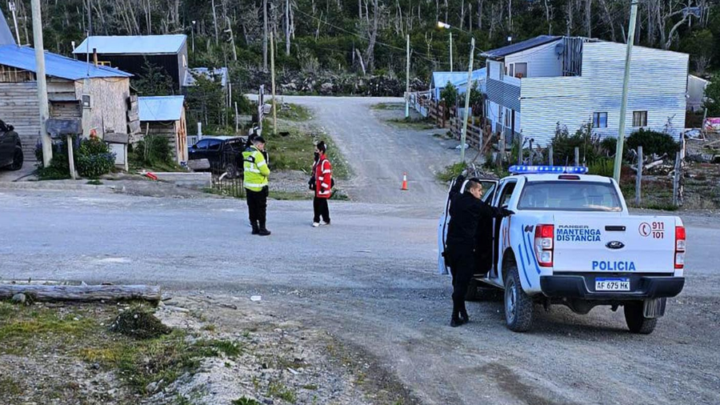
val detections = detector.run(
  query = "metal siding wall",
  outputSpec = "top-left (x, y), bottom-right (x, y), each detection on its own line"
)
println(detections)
top-left (487, 79), bottom-right (521, 111)
top-left (505, 40), bottom-right (563, 78)
top-left (519, 42), bottom-right (689, 146)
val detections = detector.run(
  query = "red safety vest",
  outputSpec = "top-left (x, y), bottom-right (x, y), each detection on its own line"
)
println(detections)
top-left (314, 154), bottom-right (333, 199)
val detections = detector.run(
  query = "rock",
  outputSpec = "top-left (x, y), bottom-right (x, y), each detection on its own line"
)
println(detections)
top-left (11, 293), bottom-right (26, 304)
top-left (263, 399), bottom-right (274, 405)
top-left (320, 82), bottom-right (334, 94)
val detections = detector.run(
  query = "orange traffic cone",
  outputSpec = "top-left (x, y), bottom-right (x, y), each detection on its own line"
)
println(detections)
top-left (401, 173), bottom-right (408, 190)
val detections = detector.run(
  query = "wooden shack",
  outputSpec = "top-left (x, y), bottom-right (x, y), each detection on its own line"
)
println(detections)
top-left (0, 45), bottom-right (134, 161)
top-left (138, 96), bottom-right (188, 164)
top-left (74, 35), bottom-right (188, 92)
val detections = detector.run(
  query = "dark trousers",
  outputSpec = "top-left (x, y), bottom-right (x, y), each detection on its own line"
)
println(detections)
top-left (246, 187), bottom-right (268, 226)
top-left (447, 246), bottom-right (475, 319)
top-left (313, 197), bottom-right (330, 223)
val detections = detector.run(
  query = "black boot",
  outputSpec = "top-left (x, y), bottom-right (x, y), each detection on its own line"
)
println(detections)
top-left (258, 221), bottom-right (271, 236)
top-left (450, 316), bottom-right (463, 327)
top-left (251, 221), bottom-right (260, 235)
top-left (459, 309), bottom-right (469, 324)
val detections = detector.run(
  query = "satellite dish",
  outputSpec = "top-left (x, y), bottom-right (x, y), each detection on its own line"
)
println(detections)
top-left (555, 43), bottom-right (564, 55)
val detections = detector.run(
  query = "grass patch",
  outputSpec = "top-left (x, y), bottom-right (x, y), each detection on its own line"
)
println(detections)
top-left (0, 302), bottom-right (242, 400)
top-left (371, 102), bottom-right (404, 110)
top-left (86, 179), bottom-right (103, 185)
top-left (436, 162), bottom-right (467, 183)
top-left (302, 384), bottom-right (318, 390)
top-left (262, 119), bottom-right (350, 180)
top-left (386, 117), bottom-right (435, 130)
top-left (267, 381), bottom-right (297, 402)
top-left (276, 103), bottom-right (312, 121)
top-left (0, 376), bottom-right (22, 396)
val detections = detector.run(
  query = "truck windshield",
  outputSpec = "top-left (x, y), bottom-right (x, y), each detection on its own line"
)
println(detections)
top-left (518, 181), bottom-right (623, 212)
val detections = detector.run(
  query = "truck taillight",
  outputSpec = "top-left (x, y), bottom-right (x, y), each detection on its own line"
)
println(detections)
top-left (675, 226), bottom-right (686, 270)
top-left (534, 224), bottom-right (554, 267)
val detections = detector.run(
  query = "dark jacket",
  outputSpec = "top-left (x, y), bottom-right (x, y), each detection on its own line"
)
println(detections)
top-left (446, 191), bottom-right (505, 250)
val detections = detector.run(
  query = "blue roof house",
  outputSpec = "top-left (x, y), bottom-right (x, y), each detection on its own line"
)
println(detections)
top-left (430, 68), bottom-right (487, 101)
top-left (138, 96), bottom-right (188, 163)
top-left (0, 44), bottom-right (134, 161)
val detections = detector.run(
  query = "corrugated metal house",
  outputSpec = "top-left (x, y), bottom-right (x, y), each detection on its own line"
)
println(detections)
top-left (687, 75), bottom-right (710, 113)
top-left (481, 36), bottom-right (690, 146)
top-left (430, 69), bottom-right (486, 100)
top-left (73, 35), bottom-right (188, 91)
top-left (138, 96), bottom-right (188, 164)
top-left (0, 45), bottom-right (133, 160)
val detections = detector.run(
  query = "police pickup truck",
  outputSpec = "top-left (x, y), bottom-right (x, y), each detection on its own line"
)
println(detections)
top-left (439, 165), bottom-right (686, 334)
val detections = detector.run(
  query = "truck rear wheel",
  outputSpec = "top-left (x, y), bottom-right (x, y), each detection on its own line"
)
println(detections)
top-left (504, 263), bottom-right (533, 332)
top-left (624, 302), bottom-right (657, 334)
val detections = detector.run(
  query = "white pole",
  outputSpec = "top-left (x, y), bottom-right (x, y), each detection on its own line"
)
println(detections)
top-left (31, 0), bottom-right (52, 167)
top-left (449, 32), bottom-right (453, 72)
top-left (613, 1), bottom-right (639, 182)
top-left (460, 37), bottom-right (475, 162)
top-left (405, 34), bottom-right (410, 118)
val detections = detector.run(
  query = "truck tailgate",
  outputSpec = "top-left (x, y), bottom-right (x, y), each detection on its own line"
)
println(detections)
top-left (552, 215), bottom-right (677, 273)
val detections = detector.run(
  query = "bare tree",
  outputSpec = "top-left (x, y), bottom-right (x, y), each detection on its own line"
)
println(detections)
top-left (263, 0), bottom-right (268, 71)
top-left (365, 0), bottom-right (379, 72)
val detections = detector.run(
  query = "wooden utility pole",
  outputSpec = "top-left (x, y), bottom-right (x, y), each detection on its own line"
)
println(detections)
top-left (263, 0), bottom-right (268, 71)
top-left (270, 35), bottom-right (277, 135)
top-left (405, 34), bottom-right (410, 119)
top-left (31, 0), bottom-right (52, 167)
top-left (460, 37), bottom-right (475, 162)
top-left (613, 0), bottom-right (638, 182)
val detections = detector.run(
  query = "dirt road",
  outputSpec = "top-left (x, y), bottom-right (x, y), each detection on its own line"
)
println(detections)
top-left (2, 189), bottom-right (719, 405)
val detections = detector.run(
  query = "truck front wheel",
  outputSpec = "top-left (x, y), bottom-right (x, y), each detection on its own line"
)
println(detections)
top-left (624, 302), bottom-right (657, 334)
top-left (504, 263), bottom-right (534, 332)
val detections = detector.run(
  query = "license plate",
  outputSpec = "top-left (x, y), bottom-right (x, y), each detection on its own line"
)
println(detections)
top-left (595, 278), bottom-right (630, 291)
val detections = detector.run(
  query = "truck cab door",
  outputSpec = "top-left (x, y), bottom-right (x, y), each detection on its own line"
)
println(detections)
top-left (491, 180), bottom-right (518, 278)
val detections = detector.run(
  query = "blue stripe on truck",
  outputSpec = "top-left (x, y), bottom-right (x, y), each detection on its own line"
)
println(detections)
top-left (524, 232), bottom-right (542, 274)
top-left (517, 244), bottom-right (532, 287)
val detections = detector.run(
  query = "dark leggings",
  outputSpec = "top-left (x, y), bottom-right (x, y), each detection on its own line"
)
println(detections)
top-left (313, 197), bottom-right (330, 223)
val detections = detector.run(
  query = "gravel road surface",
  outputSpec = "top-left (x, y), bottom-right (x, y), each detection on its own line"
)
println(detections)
top-left (1, 97), bottom-right (719, 404)
top-left (1, 190), bottom-right (718, 405)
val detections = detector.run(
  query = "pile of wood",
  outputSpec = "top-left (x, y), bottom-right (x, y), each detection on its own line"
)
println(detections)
top-left (0, 284), bottom-right (161, 303)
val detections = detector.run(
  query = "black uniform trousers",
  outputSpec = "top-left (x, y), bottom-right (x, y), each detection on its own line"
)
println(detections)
top-left (313, 197), bottom-right (330, 223)
top-left (246, 187), bottom-right (269, 226)
top-left (447, 244), bottom-right (475, 318)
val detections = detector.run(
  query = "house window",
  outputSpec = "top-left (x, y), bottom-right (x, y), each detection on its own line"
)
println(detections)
top-left (593, 112), bottom-right (608, 128)
top-left (633, 111), bottom-right (647, 127)
top-left (509, 64), bottom-right (515, 77)
top-left (515, 63), bottom-right (527, 78)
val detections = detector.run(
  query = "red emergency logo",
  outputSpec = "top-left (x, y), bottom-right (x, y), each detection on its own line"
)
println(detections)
top-left (639, 222), bottom-right (651, 237)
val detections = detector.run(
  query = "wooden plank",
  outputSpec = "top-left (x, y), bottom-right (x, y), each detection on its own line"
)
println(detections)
top-left (127, 111), bottom-right (139, 122)
top-left (0, 285), bottom-right (161, 303)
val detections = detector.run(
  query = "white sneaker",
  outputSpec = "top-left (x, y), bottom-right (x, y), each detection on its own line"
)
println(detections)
top-left (312, 222), bottom-right (320, 227)
top-left (321, 220), bottom-right (331, 226)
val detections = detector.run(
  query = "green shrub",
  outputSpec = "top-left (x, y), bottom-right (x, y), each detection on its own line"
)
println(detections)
top-left (600, 137), bottom-right (617, 156)
top-left (626, 129), bottom-right (679, 157)
top-left (588, 157), bottom-right (615, 177)
top-left (550, 122), bottom-right (604, 165)
top-left (440, 82), bottom-right (458, 109)
top-left (132, 136), bottom-right (173, 166)
top-left (77, 138), bottom-right (115, 178)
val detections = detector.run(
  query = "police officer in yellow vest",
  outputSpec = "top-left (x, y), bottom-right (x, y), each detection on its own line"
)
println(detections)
top-left (243, 136), bottom-right (271, 236)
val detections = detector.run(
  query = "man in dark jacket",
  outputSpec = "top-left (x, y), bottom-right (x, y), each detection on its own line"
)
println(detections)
top-left (445, 178), bottom-right (512, 327)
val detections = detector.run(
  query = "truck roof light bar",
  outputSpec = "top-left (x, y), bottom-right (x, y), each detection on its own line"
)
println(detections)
top-left (508, 165), bottom-right (588, 175)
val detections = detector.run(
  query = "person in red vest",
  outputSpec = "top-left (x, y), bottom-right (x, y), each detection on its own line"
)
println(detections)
top-left (310, 141), bottom-right (333, 227)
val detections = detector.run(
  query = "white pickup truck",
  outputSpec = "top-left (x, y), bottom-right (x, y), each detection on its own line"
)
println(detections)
top-left (440, 165), bottom-right (686, 334)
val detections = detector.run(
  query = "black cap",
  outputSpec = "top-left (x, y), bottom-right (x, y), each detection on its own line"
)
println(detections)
top-left (253, 136), bottom-right (266, 144)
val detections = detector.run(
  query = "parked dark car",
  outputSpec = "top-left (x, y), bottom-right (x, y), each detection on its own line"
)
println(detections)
top-left (0, 120), bottom-right (23, 171)
top-left (188, 136), bottom-right (246, 178)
